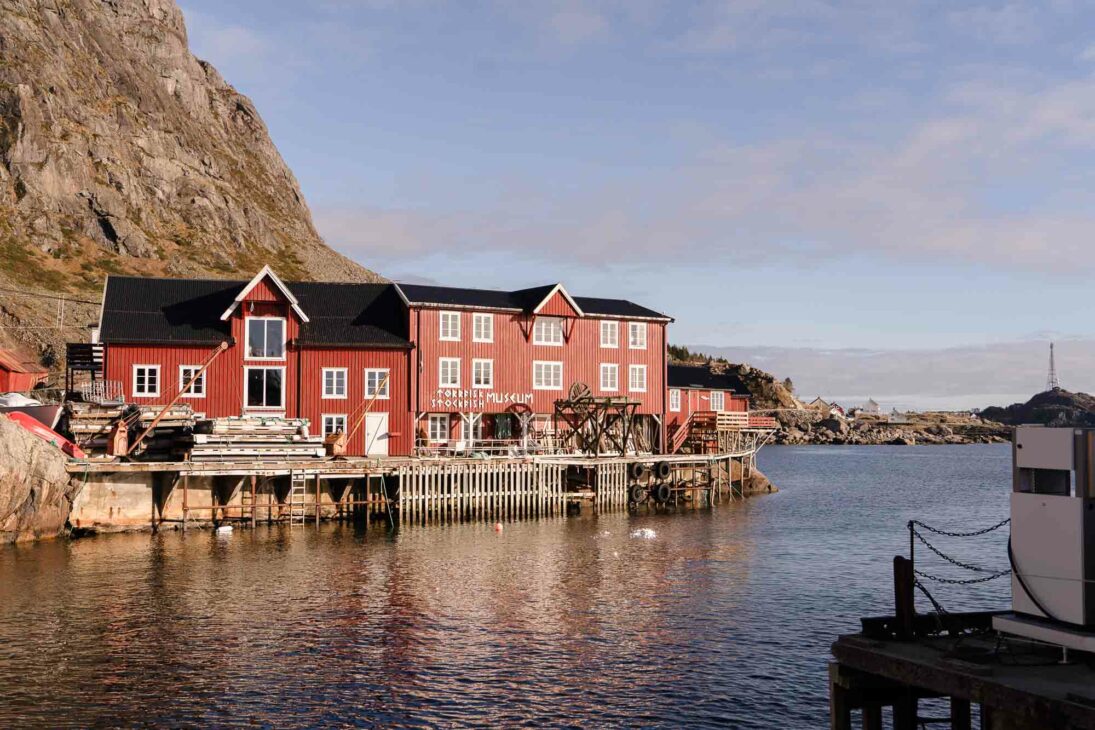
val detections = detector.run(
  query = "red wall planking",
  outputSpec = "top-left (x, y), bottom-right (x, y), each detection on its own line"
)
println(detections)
top-left (410, 307), bottom-right (667, 416)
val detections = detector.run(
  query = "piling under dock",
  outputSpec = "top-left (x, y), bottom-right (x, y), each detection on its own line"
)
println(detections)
top-left (829, 616), bottom-right (1095, 729)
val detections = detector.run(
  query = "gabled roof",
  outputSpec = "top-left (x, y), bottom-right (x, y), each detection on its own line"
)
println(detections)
top-left (99, 276), bottom-right (410, 348)
top-left (0, 348), bottom-right (45, 375)
top-left (219, 265), bottom-right (309, 322)
top-left (518, 283), bottom-right (585, 317)
top-left (394, 282), bottom-right (670, 321)
top-left (667, 364), bottom-right (749, 394)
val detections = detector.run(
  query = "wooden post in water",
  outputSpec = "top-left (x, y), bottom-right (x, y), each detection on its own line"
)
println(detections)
top-left (893, 556), bottom-right (916, 641)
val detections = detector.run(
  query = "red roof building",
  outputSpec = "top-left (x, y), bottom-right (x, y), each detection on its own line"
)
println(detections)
top-left (96, 268), bottom-right (673, 457)
top-left (0, 348), bottom-right (47, 392)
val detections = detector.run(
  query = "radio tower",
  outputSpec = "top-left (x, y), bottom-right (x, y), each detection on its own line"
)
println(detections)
top-left (1046, 342), bottom-right (1061, 392)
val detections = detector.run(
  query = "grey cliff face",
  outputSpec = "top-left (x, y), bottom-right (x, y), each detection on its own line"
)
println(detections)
top-left (0, 0), bottom-right (378, 292)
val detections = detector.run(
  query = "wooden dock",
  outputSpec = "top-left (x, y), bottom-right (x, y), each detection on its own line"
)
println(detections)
top-left (67, 451), bottom-right (760, 530)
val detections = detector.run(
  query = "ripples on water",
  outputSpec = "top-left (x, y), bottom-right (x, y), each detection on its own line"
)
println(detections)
top-left (0, 445), bottom-right (1012, 728)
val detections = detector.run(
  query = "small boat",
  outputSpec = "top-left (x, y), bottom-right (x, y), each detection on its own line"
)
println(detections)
top-left (3, 411), bottom-right (86, 459)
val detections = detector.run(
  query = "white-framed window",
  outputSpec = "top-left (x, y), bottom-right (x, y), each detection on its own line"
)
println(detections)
top-left (322, 368), bottom-right (347, 399)
top-left (710, 391), bottom-right (725, 411)
top-left (440, 311), bottom-right (461, 341)
top-left (245, 366), bottom-right (285, 409)
top-left (600, 320), bottom-right (618, 348)
top-left (322, 414), bottom-right (347, 436)
top-left (365, 368), bottom-right (390, 399)
top-left (179, 365), bottom-right (205, 398)
top-left (533, 360), bottom-right (563, 390)
top-left (600, 363), bottom-right (619, 391)
top-left (628, 322), bottom-right (647, 350)
top-left (670, 388), bottom-right (681, 412)
top-left (472, 312), bottom-right (494, 343)
top-left (533, 316), bottom-right (564, 346)
top-left (133, 365), bottom-right (160, 397)
top-left (472, 359), bottom-right (494, 389)
top-left (245, 317), bottom-right (286, 359)
top-left (439, 357), bottom-right (461, 388)
top-left (629, 364), bottom-right (647, 392)
top-left (428, 414), bottom-right (449, 442)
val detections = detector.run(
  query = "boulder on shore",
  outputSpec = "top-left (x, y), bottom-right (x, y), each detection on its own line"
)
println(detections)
top-left (0, 417), bottom-right (81, 543)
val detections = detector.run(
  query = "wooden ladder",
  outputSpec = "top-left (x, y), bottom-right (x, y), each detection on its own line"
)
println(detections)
top-left (288, 471), bottom-right (308, 526)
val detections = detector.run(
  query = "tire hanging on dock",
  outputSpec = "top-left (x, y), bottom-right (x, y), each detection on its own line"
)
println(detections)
top-left (629, 483), bottom-right (646, 504)
top-left (653, 482), bottom-right (672, 504)
top-left (655, 461), bottom-right (672, 480)
top-left (628, 462), bottom-right (647, 481)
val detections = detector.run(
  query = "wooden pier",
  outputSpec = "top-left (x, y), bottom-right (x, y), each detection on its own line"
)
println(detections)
top-left (67, 451), bottom-right (761, 531)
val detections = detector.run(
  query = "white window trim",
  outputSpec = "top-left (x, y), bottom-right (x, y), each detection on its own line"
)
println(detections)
top-left (472, 312), bottom-right (494, 343)
top-left (178, 364), bottom-right (205, 399)
top-left (322, 367), bottom-right (348, 399)
top-left (600, 320), bottom-right (618, 348)
top-left (472, 358), bottom-right (494, 389)
top-left (245, 316), bottom-right (287, 361)
top-left (428, 414), bottom-right (450, 443)
top-left (629, 364), bottom-right (647, 393)
top-left (365, 368), bottom-right (390, 400)
top-left (243, 365), bottom-right (286, 410)
top-left (533, 316), bottom-right (565, 346)
top-left (628, 321), bottom-right (647, 350)
top-left (533, 360), bottom-right (563, 391)
top-left (132, 364), bottom-right (160, 397)
top-left (711, 391), bottom-right (725, 412)
top-left (321, 413), bottom-right (348, 436)
top-left (439, 357), bottom-right (461, 388)
top-left (599, 363), bottom-right (619, 392)
top-left (439, 311), bottom-right (461, 342)
top-left (670, 388), bottom-right (681, 412)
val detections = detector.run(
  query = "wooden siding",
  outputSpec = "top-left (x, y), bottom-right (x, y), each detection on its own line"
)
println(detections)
top-left (102, 273), bottom-right (415, 456)
top-left (410, 307), bottom-right (666, 415)
top-left (666, 388), bottom-right (750, 431)
top-left (536, 290), bottom-right (580, 317)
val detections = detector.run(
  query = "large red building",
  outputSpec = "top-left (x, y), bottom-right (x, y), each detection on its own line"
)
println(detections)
top-left (97, 268), bottom-right (675, 457)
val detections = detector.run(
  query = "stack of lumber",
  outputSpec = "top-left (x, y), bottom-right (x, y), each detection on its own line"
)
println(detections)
top-left (63, 402), bottom-right (197, 456)
top-left (182, 416), bottom-right (324, 462)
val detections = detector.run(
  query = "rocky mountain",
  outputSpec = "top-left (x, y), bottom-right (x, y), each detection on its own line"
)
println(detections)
top-left (0, 0), bottom-right (380, 363)
top-left (981, 388), bottom-right (1095, 427)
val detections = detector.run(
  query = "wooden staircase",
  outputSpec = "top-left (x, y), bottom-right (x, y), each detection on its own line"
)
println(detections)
top-left (669, 411), bottom-right (719, 453)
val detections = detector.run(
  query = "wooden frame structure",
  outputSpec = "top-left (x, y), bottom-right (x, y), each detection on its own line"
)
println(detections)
top-left (553, 383), bottom-right (643, 456)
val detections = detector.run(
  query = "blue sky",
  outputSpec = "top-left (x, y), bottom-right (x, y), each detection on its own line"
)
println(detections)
top-left (179, 1), bottom-right (1095, 405)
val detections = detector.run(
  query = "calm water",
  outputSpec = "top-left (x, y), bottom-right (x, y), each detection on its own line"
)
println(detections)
top-left (0, 445), bottom-right (1013, 728)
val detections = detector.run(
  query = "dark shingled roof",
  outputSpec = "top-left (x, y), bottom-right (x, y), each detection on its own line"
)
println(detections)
top-left (397, 283), bottom-right (671, 321)
top-left (99, 276), bottom-right (410, 347)
top-left (667, 364), bottom-right (749, 394)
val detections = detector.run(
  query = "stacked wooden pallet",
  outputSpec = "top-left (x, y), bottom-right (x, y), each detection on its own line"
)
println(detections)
top-left (182, 416), bottom-right (324, 462)
top-left (63, 402), bottom-right (197, 456)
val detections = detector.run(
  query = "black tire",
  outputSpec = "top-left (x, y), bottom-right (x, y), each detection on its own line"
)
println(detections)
top-left (628, 462), bottom-right (646, 481)
top-left (629, 484), bottom-right (646, 504)
top-left (653, 482), bottom-right (672, 504)
top-left (655, 461), bottom-right (672, 480)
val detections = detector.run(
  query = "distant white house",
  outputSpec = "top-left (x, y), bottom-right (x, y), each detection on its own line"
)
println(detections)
top-left (861, 398), bottom-right (881, 415)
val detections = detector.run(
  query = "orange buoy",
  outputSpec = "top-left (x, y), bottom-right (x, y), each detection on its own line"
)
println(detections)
top-left (493, 522), bottom-right (504, 532)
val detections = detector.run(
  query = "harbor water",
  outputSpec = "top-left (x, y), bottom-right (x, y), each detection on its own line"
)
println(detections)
top-left (0, 445), bottom-right (1012, 728)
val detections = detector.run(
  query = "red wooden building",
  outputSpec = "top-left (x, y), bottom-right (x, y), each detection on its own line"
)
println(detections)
top-left (0, 348), bottom-right (48, 392)
top-left (96, 268), bottom-right (675, 457)
top-left (666, 364), bottom-right (750, 446)
top-left (394, 282), bottom-right (671, 452)
top-left (99, 267), bottom-right (413, 456)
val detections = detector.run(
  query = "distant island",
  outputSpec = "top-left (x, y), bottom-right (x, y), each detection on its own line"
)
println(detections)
top-left (981, 388), bottom-right (1095, 428)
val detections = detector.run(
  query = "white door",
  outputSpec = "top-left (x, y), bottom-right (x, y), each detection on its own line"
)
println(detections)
top-left (364, 413), bottom-right (389, 456)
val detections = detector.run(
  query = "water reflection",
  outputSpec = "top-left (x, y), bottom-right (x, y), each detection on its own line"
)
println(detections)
top-left (0, 445), bottom-right (1010, 728)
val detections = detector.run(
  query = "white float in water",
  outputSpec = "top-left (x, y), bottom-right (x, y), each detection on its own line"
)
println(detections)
top-left (215, 525), bottom-right (233, 535)
top-left (630, 528), bottom-right (656, 539)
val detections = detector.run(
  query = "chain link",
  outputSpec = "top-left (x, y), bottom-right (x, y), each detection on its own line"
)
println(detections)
top-left (911, 528), bottom-right (1006, 574)
top-left (915, 568), bottom-right (1011, 585)
top-left (908, 517), bottom-right (1010, 538)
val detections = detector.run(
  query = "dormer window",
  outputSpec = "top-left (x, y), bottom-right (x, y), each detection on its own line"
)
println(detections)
top-left (246, 317), bottom-right (285, 359)
top-left (533, 316), bottom-right (564, 346)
